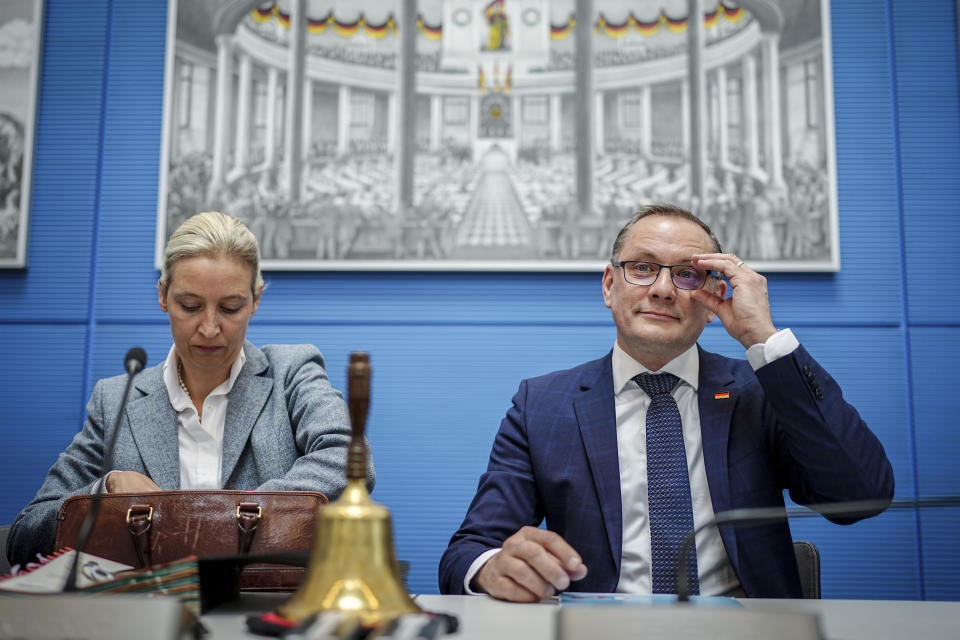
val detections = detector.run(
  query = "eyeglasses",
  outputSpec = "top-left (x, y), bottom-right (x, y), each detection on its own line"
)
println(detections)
top-left (613, 260), bottom-right (715, 290)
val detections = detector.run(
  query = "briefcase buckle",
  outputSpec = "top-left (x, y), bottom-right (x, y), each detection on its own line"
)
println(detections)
top-left (126, 505), bottom-right (153, 524)
top-left (237, 504), bottom-right (262, 519)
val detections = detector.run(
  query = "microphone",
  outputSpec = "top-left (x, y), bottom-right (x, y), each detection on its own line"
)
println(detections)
top-left (63, 347), bottom-right (148, 592)
top-left (125, 347), bottom-right (147, 376)
top-left (675, 496), bottom-right (960, 602)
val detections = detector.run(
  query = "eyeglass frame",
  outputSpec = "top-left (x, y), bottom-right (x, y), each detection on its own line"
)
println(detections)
top-left (611, 260), bottom-right (720, 290)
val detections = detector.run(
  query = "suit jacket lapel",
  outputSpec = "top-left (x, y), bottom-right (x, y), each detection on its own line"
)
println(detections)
top-left (221, 342), bottom-right (272, 486)
top-left (127, 367), bottom-right (181, 489)
top-left (696, 346), bottom-right (741, 570)
top-left (573, 352), bottom-right (623, 575)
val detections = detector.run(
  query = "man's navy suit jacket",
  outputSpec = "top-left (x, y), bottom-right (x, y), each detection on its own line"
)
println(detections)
top-left (439, 345), bottom-right (894, 597)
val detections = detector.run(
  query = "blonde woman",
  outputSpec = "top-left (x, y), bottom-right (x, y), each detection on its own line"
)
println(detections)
top-left (7, 211), bottom-right (373, 565)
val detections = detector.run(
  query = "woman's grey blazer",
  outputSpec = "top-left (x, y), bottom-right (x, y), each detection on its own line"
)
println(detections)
top-left (6, 341), bottom-right (374, 565)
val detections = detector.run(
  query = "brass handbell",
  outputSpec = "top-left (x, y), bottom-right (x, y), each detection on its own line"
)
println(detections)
top-left (277, 352), bottom-right (421, 625)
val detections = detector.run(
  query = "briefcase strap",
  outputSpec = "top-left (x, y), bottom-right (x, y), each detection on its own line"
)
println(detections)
top-left (236, 502), bottom-right (262, 554)
top-left (126, 504), bottom-right (154, 568)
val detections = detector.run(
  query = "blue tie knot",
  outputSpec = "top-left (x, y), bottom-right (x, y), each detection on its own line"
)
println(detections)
top-left (634, 373), bottom-right (679, 397)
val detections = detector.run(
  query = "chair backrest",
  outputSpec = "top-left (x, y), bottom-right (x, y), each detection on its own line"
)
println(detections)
top-left (792, 540), bottom-right (821, 599)
top-left (0, 525), bottom-right (11, 575)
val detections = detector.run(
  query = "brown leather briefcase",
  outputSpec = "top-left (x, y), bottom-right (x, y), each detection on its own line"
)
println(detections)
top-left (54, 490), bottom-right (328, 590)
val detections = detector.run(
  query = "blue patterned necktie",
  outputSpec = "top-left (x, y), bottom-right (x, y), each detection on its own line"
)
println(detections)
top-left (634, 372), bottom-right (700, 595)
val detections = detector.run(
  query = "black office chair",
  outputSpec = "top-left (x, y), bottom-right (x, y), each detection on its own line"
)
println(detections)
top-left (0, 525), bottom-right (11, 575)
top-left (792, 540), bottom-right (821, 599)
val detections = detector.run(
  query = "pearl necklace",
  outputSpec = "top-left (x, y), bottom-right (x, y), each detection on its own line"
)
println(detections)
top-left (177, 360), bottom-right (191, 398)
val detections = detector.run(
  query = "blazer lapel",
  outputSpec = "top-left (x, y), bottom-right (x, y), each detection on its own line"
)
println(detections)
top-left (696, 346), bottom-right (741, 570)
top-left (220, 342), bottom-right (272, 486)
top-left (127, 367), bottom-right (181, 489)
top-left (573, 352), bottom-right (623, 575)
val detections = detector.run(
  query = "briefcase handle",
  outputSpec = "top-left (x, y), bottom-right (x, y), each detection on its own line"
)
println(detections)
top-left (126, 504), bottom-right (154, 568)
top-left (236, 502), bottom-right (262, 554)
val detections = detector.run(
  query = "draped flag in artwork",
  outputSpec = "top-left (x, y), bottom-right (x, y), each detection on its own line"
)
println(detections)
top-left (251, 1), bottom-right (744, 42)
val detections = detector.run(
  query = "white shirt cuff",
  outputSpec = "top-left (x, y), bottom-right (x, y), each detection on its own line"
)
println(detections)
top-left (463, 548), bottom-right (501, 595)
top-left (745, 328), bottom-right (799, 370)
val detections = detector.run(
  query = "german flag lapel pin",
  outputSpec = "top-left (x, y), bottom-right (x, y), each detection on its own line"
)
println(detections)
top-left (714, 391), bottom-right (731, 400)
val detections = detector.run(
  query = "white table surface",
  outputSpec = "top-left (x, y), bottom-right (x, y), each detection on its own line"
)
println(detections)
top-left (200, 593), bottom-right (960, 640)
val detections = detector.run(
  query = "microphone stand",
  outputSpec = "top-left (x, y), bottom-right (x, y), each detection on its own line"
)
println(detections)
top-left (674, 496), bottom-right (960, 602)
top-left (63, 348), bottom-right (146, 592)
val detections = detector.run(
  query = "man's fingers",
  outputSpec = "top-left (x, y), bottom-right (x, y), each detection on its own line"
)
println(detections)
top-left (514, 538), bottom-right (571, 591)
top-left (478, 527), bottom-right (590, 602)
top-left (690, 289), bottom-right (724, 316)
top-left (511, 529), bottom-right (582, 584)
top-left (487, 572), bottom-right (545, 603)
top-left (496, 552), bottom-right (558, 598)
top-left (568, 561), bottom-right (588, 581)
top-left (509, 527), bottom-right (588, 586)
top-left (693, 252), bottom-right (744, 278)
top-left (478, 551), bottom-right (554, 602)
top-left (516, 528), bottom-right (586, 574)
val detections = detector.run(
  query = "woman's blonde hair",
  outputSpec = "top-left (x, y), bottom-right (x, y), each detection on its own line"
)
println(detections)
top-left (158, 211), bottom-right (264, 297)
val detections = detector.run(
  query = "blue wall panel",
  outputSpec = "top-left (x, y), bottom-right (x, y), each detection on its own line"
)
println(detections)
top-left (910, 327), bottom-right (960, 600)
top-left (911, 328), bottom-right (960, 497)
top-left (94, 0), bottom-right (167, 328)
top-left (789, 509), bottom-right (920, 599)
top-left (919, 508), bottom-right (960, 600)
top-left (820, 0), bottom-right (904, 325)
top-left (890, 0), bottom-right (960, 323)
top-left (0, 324), bottom-right (89, 524)
top-left (3, 0), bottom-right (960, 600)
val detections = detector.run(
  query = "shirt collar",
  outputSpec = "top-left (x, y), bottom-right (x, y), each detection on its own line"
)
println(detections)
top-left (611, 342), bottom-right (700, 395)
top-left (162, 344), bottom-right (247, 410)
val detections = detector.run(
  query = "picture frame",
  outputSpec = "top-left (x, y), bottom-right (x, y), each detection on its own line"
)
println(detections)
top-left (157, 0), bottom-right (838, 272)
top-left (0, 0), bottom-right (44, 269)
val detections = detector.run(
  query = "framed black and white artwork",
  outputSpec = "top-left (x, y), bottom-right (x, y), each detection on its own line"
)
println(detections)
top-left (157, 0), bottom-right (838, 271)
top-left (0, 0), bottom-right (43, 268)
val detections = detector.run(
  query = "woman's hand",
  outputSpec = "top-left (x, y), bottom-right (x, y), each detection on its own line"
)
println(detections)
top-left (106, 471), bottom-right (162, 493)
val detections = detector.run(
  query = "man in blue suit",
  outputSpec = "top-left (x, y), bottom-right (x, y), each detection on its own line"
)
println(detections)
top-left (439, 204), bottom-right (894, 600)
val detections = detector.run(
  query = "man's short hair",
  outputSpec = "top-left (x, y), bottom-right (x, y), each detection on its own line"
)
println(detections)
top-left (610, 203), bottom-right (723, 262)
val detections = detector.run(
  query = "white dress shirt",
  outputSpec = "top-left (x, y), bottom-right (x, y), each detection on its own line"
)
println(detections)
top-left (162, 345), bottom-right (246, 490)
top-left (613, 342), bottom-right (739, 595)
top-left (464, 329), bottom-right (799, 595)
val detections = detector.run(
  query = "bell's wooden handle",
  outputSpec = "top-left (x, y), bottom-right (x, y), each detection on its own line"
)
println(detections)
top-left (347, 351), bottom-right (370, 480)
